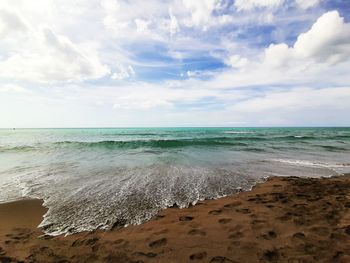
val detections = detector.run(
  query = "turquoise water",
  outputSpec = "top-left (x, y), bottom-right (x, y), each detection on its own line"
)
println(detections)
top-left (0, 127), bottom-right (349, 235)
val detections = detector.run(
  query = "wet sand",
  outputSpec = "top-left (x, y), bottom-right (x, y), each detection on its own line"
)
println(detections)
top-left (1, 175), bottom-right (350, 263)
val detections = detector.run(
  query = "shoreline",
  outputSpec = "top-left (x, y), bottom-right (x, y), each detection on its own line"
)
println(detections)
top-left (1, 175), bottom-right (350, 262)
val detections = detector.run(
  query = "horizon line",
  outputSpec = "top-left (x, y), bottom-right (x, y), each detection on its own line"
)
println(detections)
top-left (1, 126), bottom-right (349, 129)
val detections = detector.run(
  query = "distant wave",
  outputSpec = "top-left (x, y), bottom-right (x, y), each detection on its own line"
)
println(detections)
top-left (243, 147), bottom-right (266, 152)
top-left (1, 133), bottom-right (349, 152)
top-left (0, 145), bottom-right (36, 152)
top-left (319, 145), bottom-right (349, 151)
top-left (223, 131), bottom-right (255, 134)
top-left (53, 138), bottom-right (250, 149)
top-left (101, 133), bottom-right (170, 136)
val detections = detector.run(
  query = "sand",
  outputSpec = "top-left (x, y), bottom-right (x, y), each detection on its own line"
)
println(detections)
top-left (1, 175), bottom-right (350, 263)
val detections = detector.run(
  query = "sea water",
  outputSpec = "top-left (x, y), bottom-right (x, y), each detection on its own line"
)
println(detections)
top-left (0, 127), bottom-right (349, 235)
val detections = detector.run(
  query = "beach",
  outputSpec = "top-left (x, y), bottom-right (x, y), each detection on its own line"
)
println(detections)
top-left (1, 0), bottom-right (350, 261)
top-left (1, 175), bottom-right (350, 263)
top-left (1, 128), bottom-right (349, 237)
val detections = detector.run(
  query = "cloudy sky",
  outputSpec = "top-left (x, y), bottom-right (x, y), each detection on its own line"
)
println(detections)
top-left (0, 0), bottom-right (349, 127)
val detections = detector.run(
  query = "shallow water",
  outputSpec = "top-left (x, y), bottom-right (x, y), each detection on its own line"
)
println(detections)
top-left (0, 127), bottom-right (349, 235)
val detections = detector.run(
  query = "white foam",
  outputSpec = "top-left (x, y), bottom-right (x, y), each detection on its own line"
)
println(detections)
top-left (28, 165), bottom-right (261, 236)
top-left (272, 159), bottom-right (349, 168)
top-left (1, 156), bottom-right (348, 236)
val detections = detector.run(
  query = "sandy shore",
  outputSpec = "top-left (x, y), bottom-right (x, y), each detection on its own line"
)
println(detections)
top-left (1, 175), bottom-right (350, 263)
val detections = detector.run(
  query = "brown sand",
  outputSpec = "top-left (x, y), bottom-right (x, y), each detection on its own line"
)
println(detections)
top-left (1, 175), bottom-right (350, 263)
top-left (0, 199), bottom-right (47, 231)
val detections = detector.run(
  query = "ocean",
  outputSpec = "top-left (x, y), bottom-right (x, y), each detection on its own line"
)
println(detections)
top-left (0, 127), bottom-right (349, 236)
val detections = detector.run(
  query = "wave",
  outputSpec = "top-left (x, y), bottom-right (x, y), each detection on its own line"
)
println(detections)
top-left (0, 145), bottom-right (36, 152)
top-left (243, 147), bottom-right (266, 152)
top-left (54, 138), bottom-right (249, 149)
top-left (272, 159), bottom-right (350, 168)
top-left (18, 165), bottom-right (264, 236)
top-left (1, 133), bottom-right (349, 152)
top-left (223, 131), bottom-right (255, 134)
top-left (319, 145), bottom-right (349, 151)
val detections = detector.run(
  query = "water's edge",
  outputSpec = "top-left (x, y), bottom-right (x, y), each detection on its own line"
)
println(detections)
top-left (4, 172), bottom-right (349, 237)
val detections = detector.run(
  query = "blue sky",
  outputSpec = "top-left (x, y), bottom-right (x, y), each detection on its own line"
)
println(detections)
top-left (0, 0), bottom-right (349, 127)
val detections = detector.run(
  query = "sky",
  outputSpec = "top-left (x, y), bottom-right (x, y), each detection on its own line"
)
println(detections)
top-left (0, 0), bottom-right (350, 128)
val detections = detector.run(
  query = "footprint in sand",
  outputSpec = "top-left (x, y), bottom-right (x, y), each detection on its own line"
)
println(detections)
top-left (279, 212), bottom-right (293, 221)
top-left (260, 230), bottom-right (277, 240)
top-left (189, 222), bottom-right (200, 228)
top-left (229, 224), bottom-right (243, 232)
top-left (0, 247), bottom-right (5, 256)
top-left (6, 228), bottom-right (32, 242)
top-left (84, 237), bottom-right (99, 246)
top-left (153, 229), bottom-right (169, 235)
top-left (188, 229), bottom-right (206, 236)
top-left (71, 239), bottom-right (83, 247)
top-left (218, 218), bottom-right (232, 224)
top-left (345, 226), bottom-right (350, 235)
top-left (270, 192), bottom-right (289, 203)
top-left (223, 201), bottom-right (242, 209)
top-left (113, 239), bottom-right (125, 245)
top-left (303, 243), bottom-right (319, 254)
top-left (0, 256), bottom-right (14, 263)
top-left (71, 237), bottom-right (99, 247)
top-left (210, 256), bottom-right (238, 262)
top-left (251, 219), bottom-right (266, 226)
top-left (247, 197), bottom-right (267, 204)
top-left (273, 184), bottom-right (282, 188)
top-left (228, 231), bottom-right (244, 239)
top-left (189, 251), bottom-right (207, 260)
top-left (133, 251), bottom-right (157, 258)
top-left (309, 226), bottom-right (329, 237)
top-left (262, 249), bottom-right (280, 261)
top-left (235, 208), bottom-right (251, 214)
top-left (149, 238), bottom-right (167, 248)
top-left (179, 216), bottom-right (194, 221)
top-left (209, 209), bottom-right (222, 215)
top-left (292, 232), bottom-right (306, 240)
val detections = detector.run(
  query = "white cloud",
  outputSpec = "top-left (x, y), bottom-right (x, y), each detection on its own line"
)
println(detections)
top-left (0, 9), bottom-right (28, 39)
top-left (208, 10), bottom-right (350, 89)
top-left (0, 1), bottom-right (349, 127)
top-left (294, 11), bottom-right (350, 64)
top-left (0, 23), bottom-right (109, 83)
top-left (0, 84), bottom-right (27, 93)
top-left (186, 70), bottom-right (206, 78)
top-left (113, 97), bottom-right (172, 110)
top-left (169, 8), bottom-right (180, 36)
top-left (100, 0), bottom-right (170, 42)
top-left (225, 55), bottom-right (249, 68)
top-left (258, 10), bottom-right (350, 70)
top-left (264, 43), bottom-right (295, 68)
top-left (235, 0), bottom-right (320, 11)
top-left (134, 18), bottom-right (151, 33)
top-left (295, 0), bottom-right (320, 9)
top-left (111, 65), bottom-right (135, 80)
top-left (100, 0), bottom-right (120, 12)
top-left (231, 87), bottom-right (350, 112)
top-left (182, 0), bottom-right (219, 28)
top-left (234, 0), bottom-right (284, 11)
